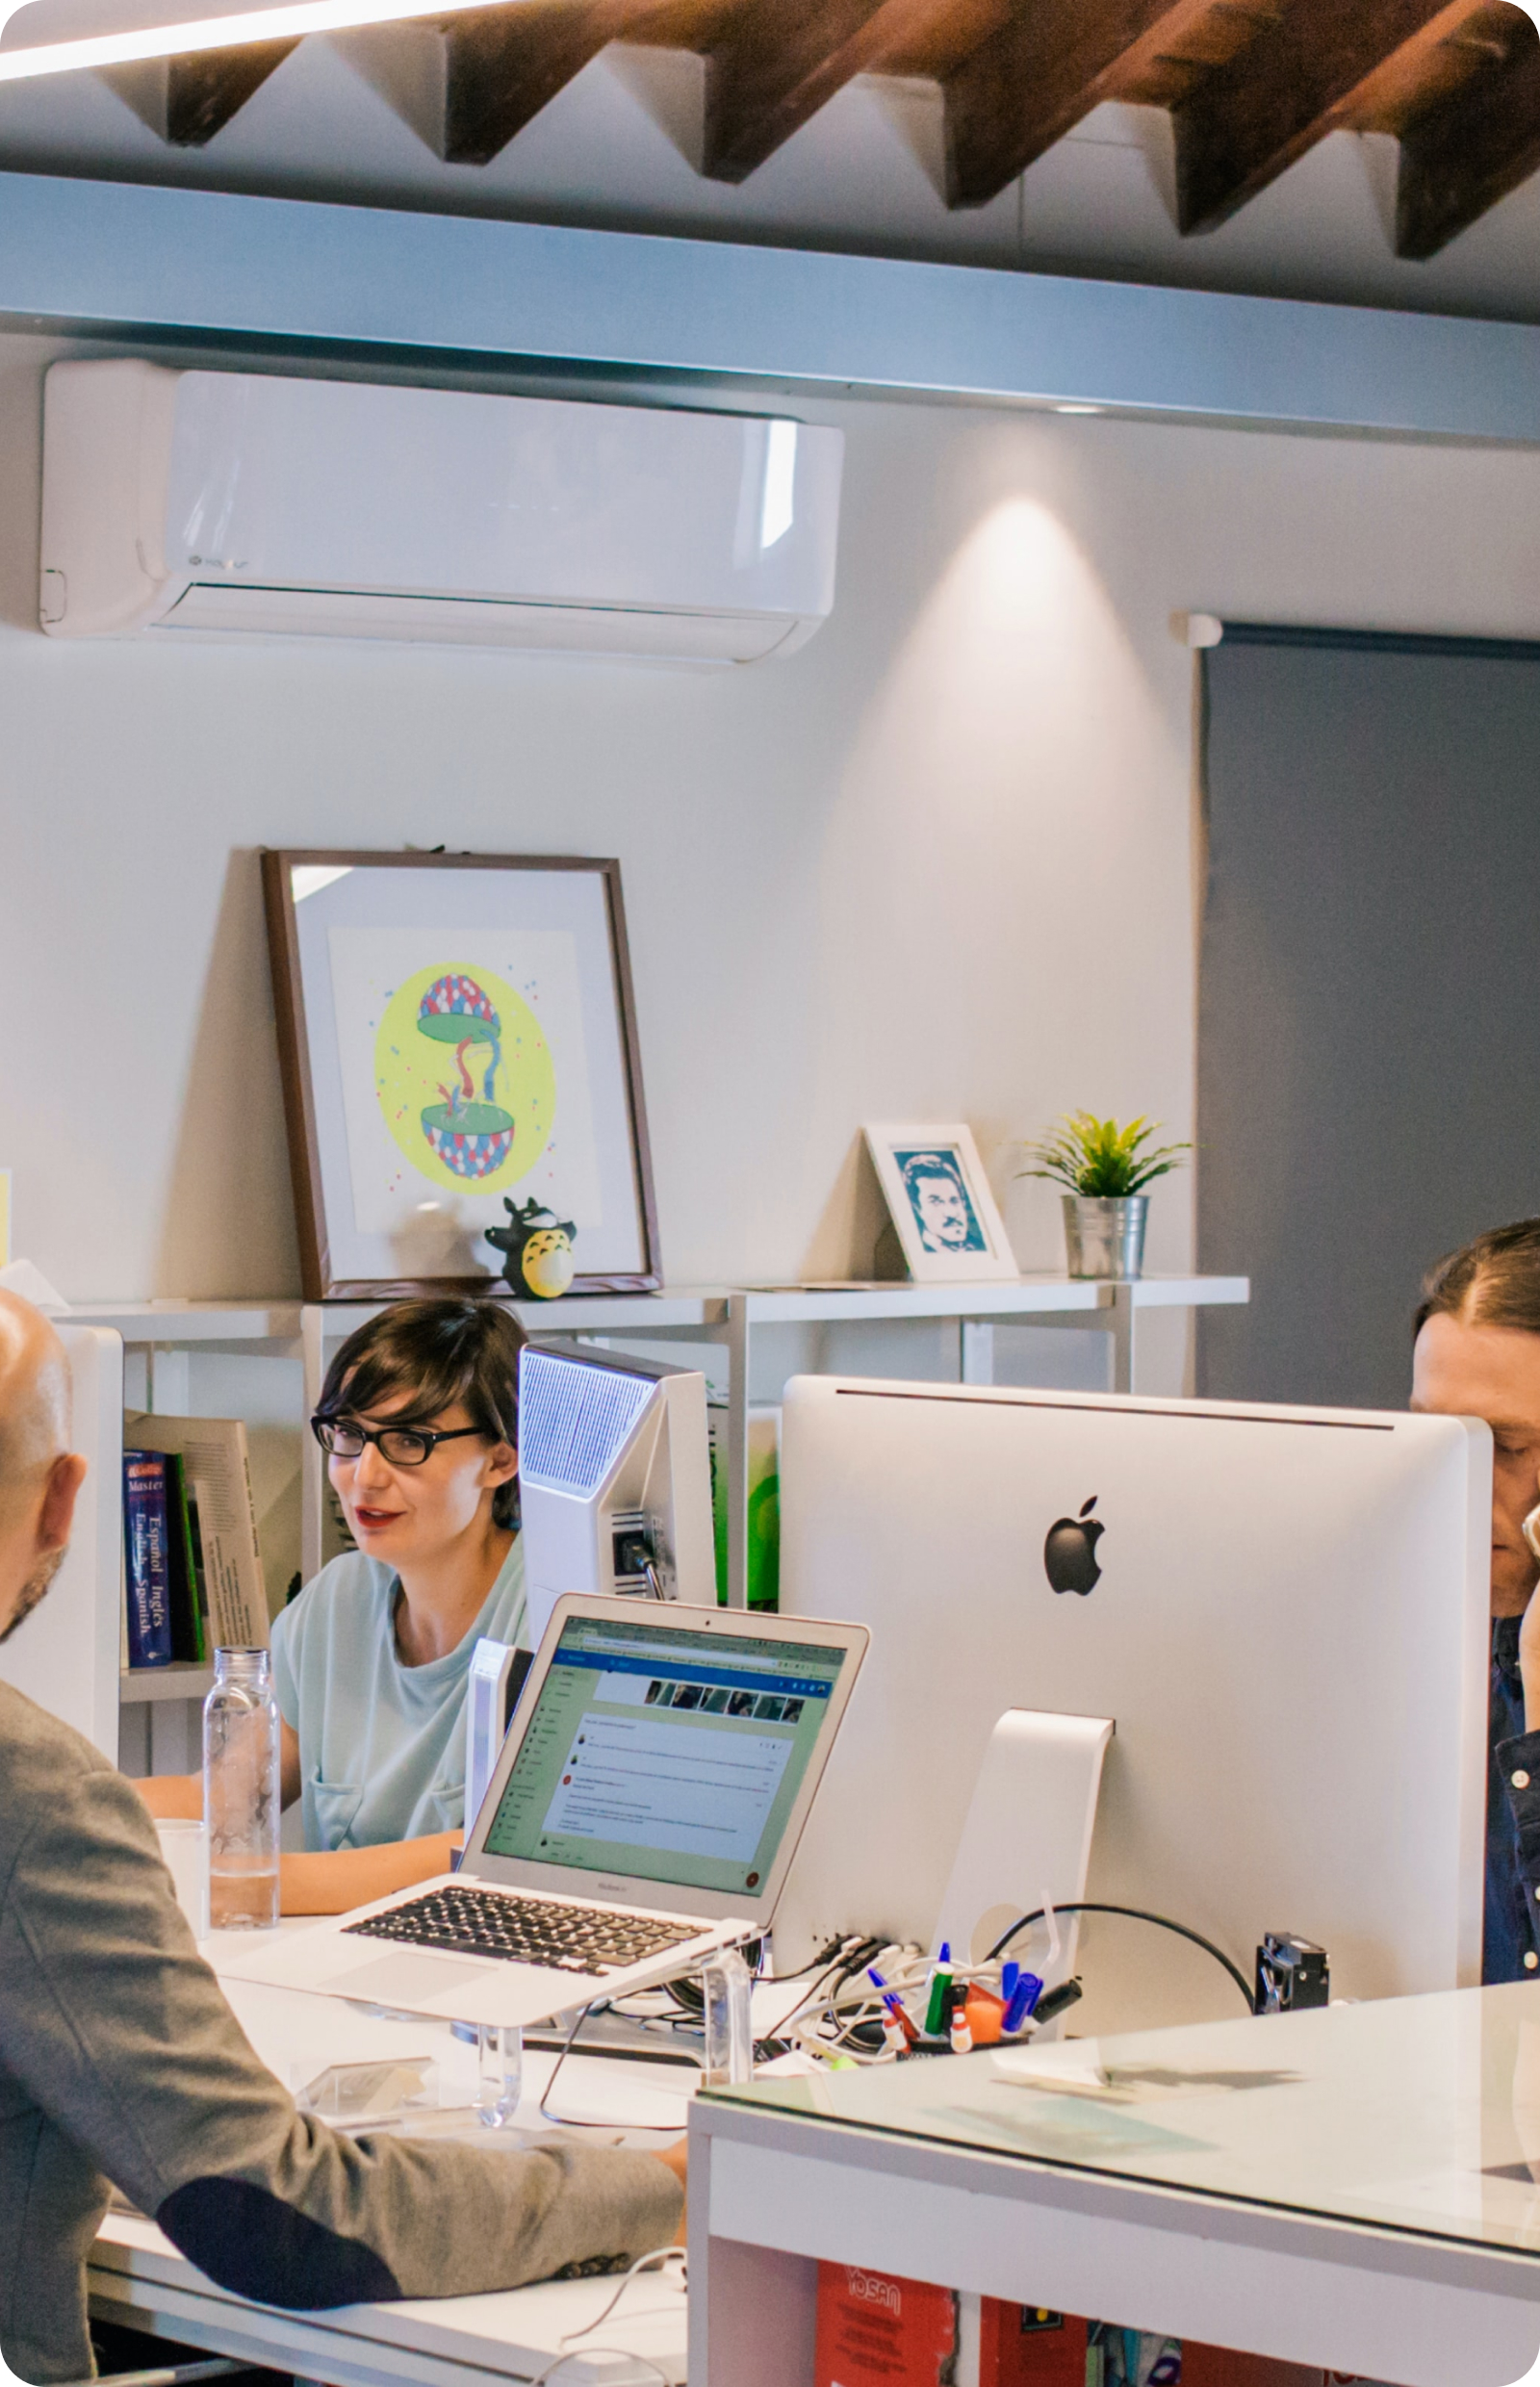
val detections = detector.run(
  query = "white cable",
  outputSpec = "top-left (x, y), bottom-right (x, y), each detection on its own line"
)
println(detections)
top-left (526, 2248), bottom-right (686, 2386)
top-left (529, 2350), bottom-right (674, 2386)
top-left (558, 2248), bottom-right (686, 2346)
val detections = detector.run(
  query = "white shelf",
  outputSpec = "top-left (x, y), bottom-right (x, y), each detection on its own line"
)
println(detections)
top-left (68, 1301), bottom-right (302, 1348)
top-left (119, 1662), bottom-right (217, 1706)
top-left (61, 1278), bottom-right (1251, 1341)
top-left (732, 1273), bottom-right (1249, 1326)
top-left (307, 1290), bottom-right (732, 1340)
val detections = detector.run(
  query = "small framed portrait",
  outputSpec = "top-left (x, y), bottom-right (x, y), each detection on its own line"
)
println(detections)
top-left (863, 1124), bottom-right (1017, 1284)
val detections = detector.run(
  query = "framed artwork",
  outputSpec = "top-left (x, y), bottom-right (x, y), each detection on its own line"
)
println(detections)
top-left (262, 851), bottom-right (661, 1299)
top-left (863, 1124), bottom-right (1017, 1285)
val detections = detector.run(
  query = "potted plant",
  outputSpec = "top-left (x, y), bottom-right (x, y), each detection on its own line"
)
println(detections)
top-left (1018, 1113), bottom-right (1190, 1280)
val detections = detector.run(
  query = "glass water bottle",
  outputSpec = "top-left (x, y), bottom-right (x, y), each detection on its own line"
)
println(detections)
top-left (203, 1647), bottom-right (281, 1931)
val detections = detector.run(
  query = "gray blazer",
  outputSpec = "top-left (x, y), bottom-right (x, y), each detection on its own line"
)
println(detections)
top-left (0, 1682), bottom-right (681, 2384)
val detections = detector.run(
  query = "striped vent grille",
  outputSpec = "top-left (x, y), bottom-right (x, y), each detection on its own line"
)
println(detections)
top-left (519, 1349), bottom-right (654, 1494)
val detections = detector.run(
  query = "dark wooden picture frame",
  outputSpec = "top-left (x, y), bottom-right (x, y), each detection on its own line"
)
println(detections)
top-left (262, 849), bottom-right (662, 1301)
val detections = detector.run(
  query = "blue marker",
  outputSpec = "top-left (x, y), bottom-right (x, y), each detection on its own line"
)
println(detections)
top-left (1002, 1970), bottom-right (1044, 2036)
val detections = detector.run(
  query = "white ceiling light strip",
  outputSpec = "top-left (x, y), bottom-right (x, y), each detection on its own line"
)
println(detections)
top-left (0, 0), bottom-right (528, 82)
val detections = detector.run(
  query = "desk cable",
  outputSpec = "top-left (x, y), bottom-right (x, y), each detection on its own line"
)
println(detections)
top-left (528, 2246), bottom-right (687, 2387)
top-left (539, 2002), bottom-right (691, 2135)
top-left (985, 1902), bottom-right (1255, 2014)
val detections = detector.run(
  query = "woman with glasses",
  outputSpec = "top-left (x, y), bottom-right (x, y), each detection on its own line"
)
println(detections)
top-left (138, 1297), bottom-right (526, 1914)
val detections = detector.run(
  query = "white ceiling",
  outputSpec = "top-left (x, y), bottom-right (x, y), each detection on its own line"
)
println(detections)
top-left (5, 47), bottom-right (1540, 324)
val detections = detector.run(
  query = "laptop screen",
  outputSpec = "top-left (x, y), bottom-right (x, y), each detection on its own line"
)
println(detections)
top-left (478, 1612), bottom-right (850, 1899)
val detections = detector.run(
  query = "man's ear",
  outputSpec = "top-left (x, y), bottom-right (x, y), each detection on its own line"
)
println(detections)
top-left (38, 1451), bottom-right (87, 1555)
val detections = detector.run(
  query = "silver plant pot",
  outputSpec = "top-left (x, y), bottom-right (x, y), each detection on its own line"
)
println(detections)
top-left (1062, 1193), bottom-right (1148, 1280)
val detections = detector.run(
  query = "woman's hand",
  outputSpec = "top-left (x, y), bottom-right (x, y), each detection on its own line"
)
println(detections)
top-left (280, 1830), bottom-right (461, 1914)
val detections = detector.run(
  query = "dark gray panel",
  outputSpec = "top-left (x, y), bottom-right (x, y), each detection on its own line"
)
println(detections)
top-left (1197, 630), bottom-right (1540, 1411)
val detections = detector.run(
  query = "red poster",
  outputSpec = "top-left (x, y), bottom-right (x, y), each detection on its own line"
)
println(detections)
top-left (814, 2262), bottom-right (958, 2387)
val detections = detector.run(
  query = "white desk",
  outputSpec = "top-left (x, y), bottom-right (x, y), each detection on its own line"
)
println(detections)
top-left (88, 1976), bottom-right (692, 2387)
top-left (687, 1987), bottom-right (1540, 2387)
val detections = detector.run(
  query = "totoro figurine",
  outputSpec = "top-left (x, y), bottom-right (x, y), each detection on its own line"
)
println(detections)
top-left (486, 1196), bottom-right (578, 1299)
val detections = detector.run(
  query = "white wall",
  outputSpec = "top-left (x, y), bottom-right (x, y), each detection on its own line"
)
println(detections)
top-left (7, 331), bottom-right (1540, 1367)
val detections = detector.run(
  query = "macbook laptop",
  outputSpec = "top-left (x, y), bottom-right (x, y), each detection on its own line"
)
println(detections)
top-left (212, 1595), bottom-right (868, 2028)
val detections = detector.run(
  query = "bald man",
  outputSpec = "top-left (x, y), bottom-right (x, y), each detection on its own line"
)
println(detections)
top-left (0, 1291), bottom-right (683, 2386)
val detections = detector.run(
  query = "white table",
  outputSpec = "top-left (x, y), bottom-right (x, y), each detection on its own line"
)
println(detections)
top-left (88, 1975), bottom-right (692, 2387)
top-left (686, 1986), bottom-right (1540, 2387)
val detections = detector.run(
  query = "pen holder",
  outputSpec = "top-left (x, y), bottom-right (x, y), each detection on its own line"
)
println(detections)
top-left (701, 1947), bottom-right (754, 2086)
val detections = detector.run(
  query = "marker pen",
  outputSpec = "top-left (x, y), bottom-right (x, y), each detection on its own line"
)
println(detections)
top-left (924, 1943), bottom-right (955, 2039)
top-left (1002, 1971), bottom-right (1044, 2036)
top-left (868, 1965), bottom-right (917, 2046)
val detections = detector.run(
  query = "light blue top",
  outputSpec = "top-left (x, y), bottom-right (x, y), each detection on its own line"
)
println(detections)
top-left (270, 1540), bottom-right (526, 1853)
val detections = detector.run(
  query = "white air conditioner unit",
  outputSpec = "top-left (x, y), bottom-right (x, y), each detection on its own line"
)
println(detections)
top-left (38, 361), bottom-right (844, 663)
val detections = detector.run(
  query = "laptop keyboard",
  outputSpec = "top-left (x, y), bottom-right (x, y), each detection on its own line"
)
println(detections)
top-left (343, 1884), bottom-right (703, 1976)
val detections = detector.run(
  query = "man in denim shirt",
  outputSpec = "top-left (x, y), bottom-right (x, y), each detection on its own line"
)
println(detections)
top-left (1412, 1219), bottom-right (1540, 1982)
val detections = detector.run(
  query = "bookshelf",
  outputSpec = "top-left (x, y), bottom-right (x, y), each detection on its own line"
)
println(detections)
top-left (62, 1304), bottom-right (304, 1773)
top-left (22, 1275), bottom-right (1249, 1763)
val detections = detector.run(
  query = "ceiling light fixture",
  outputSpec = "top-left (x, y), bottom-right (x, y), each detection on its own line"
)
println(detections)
top-left (0, 0), bottom-right (523, 85)
top-left (1053, 402), bottom-right (1103, 416)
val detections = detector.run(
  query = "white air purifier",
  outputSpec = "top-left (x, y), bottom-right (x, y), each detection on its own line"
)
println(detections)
top-left (518, 1341), bottom-right (715, 1650)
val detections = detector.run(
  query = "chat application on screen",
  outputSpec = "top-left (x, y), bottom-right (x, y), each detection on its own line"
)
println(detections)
top-left (480, 1616), bottom-right (845, 1897)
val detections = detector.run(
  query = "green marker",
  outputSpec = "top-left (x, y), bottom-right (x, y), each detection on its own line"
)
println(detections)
top-left (924, 1942), bottom-right (954, 2038)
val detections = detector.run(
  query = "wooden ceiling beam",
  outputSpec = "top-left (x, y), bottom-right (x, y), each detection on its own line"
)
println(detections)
top-left (939, 0), bottom-right (1219, 215)
top-left (434, 0), bottom-right (676, 165)
top-left (699, 0), bottom-right (1009, 186)
top-left (101, 42), bottom-right (298, 145)
top-left (1170, 0), bottom-right (1476, 235)
top-left (1396, 8), bottom-right (1540, 257)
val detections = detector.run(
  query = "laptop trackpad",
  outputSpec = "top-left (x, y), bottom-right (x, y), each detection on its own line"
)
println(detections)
top-left (328, 1953), bottom-right (489, 2007)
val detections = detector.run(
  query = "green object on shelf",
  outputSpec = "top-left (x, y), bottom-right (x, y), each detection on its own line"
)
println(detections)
top-left (1018, 1112), bottom-right (1189, 1198)
top-left (708, 1405), bottom-right (781, 1610)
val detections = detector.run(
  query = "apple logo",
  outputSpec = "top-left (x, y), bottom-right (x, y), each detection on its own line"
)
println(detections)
top-left (1044, 1498), bottom-right (1104, 1596)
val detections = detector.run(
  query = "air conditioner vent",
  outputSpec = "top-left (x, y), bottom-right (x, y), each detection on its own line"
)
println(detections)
top-left (39, 361), bottom-right (844, 660)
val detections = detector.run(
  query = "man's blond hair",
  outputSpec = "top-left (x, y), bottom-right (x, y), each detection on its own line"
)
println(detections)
top-left (0, 1295), bottom-right (69, 1516)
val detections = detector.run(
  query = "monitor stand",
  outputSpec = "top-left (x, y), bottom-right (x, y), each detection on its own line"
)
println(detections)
top-left (931, 1708), bottom-right (1114, 2007)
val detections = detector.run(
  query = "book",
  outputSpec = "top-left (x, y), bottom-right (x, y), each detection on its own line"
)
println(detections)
top-left (123, 1414), bottom-right (269, 1652)
top-left (164, 1451), bottom-right (207, 1663)
top-left (122, 1451), bottom-right (174, 1668)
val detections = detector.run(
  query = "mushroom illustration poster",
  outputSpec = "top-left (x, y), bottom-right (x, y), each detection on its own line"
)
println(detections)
top-left (328, 929), bottom-right (604, 1246)
top-left (266, 854), bottom-right (658, 1296)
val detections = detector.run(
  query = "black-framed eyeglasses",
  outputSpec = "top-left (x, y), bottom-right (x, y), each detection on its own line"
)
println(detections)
top-left (311, 1416), bottom-right (489, 1468)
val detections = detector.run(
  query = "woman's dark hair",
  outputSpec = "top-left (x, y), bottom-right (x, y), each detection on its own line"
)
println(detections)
top-left (1415, 1219), bottom-right (1540, 1343)
top-left (317, 1297), bottom-right (526, 1528)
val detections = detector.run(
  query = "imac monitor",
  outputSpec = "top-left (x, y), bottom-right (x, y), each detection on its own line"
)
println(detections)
top-left (519, 1340), bottom-right (715, 1650)
top-left (777, 1376), bottom-right (1490, 2029)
